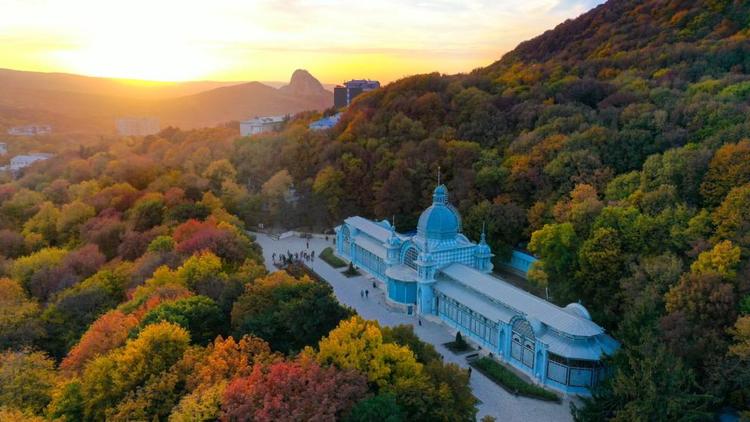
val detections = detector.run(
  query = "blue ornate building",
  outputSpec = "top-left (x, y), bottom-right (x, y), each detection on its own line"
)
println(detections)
top-left (335, 184), bottom-right (618, 395)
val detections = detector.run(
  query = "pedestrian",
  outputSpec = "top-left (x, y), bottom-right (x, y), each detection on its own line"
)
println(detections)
top-left (418, 318), bottom-right (422, 326)
top-left (468, 367), bottom-right (472, 377)
top-left (365, 289), bottom-right (369, 298)
top-left (306, 241), bottom-right (309, 249)
top-left (372, 281), bottom-right (376, 289)
top-left (360, 290), bottom-right (364, 299)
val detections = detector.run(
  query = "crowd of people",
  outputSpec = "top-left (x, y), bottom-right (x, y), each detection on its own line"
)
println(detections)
top-left (272, 249), bottom-right (315, 267)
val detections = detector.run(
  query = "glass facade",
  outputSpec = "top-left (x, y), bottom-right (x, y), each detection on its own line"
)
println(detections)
top-left (546, 353), bottom-right (604, 387)
top-left (437, 293), bottom-right (498, 347)
top-left (353, 243), bottom-right (385, 278)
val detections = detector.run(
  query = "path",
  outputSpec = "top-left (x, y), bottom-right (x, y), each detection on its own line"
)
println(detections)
top-left (251, 232), bottom-right (574, 422)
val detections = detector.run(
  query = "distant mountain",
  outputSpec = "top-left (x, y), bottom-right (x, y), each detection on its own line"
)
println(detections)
top-left (156, 72), bottom-right (332, 129)
top-left (0, 68), bottom-right (240, 100)
top-left (279, 69), bottom-right (330, 98)
top-left (0, 68), bottom-right (333, 133)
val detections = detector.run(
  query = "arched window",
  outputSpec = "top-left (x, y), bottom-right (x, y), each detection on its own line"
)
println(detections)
top-left (404, 246), bottom-right (419, 270)
top-left (511, 318), bottom-right (536, 369)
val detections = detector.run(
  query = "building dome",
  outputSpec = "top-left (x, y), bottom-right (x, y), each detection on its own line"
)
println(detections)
top-left (564, 303), bottom-right (592, 320)
top-left (417, 185), bottom-right (461, 240)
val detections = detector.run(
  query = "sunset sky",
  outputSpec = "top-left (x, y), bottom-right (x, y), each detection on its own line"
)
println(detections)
top-left (0, 0), bottom-right (603, 83)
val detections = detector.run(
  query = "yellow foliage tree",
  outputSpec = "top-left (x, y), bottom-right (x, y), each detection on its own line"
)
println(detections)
top-left (315, 316), bottom-right (423, 391)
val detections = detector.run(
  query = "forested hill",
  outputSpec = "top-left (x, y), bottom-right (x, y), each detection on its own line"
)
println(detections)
top-left (230, 0), bottom-right (750, 419)
top-left (493, 0), bottom-right (750, 65)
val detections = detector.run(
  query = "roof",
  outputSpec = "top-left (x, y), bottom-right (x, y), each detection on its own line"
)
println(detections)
top-left (344, 216), bottom-right (393, 243)
top-left (438, 263), bottom-right (605, 338)
top-left (434, 280), bottom-right (515, 323)
top-left (386, 264), bottom-right (419, 282)
top-left (240, 115), bottom-right (286, 125)
top-left (417, 185), bottom-right (462, 241)
top-left (354, 235), bottom-right (387, 260)
top-left (537, 327), bottom-right (619, 360)
top-left (309, 113), bottom-right (341, 130)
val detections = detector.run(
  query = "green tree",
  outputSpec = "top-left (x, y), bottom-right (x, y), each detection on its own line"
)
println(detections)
top-left (232, 271), bottom-right (351, 354)
top-left (136, 295), bottom-right (225, 345)
top-left (0, 349), bottom-right (57, 415)
top-left (345, 394), bottom-right (405, 422)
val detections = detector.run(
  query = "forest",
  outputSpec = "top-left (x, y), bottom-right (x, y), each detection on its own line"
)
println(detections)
top-left (225, 0), bottom-right (750, 419)
top-left (2, 0), bottom-right (750, 420)
top-left (0, 128), bottom-right (476, 421)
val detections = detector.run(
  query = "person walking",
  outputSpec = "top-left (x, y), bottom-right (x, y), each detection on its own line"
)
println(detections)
top-left (360, 290), bottom-right (364, 299)
top-left (365, 289), bottom-right (369, 298)
top-left (468, 367), bottom-right (472, 378)
top-left (418, 318), bottom-right (422, 326)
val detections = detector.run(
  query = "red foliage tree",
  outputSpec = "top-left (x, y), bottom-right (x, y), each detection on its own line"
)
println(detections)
top-left (221, 356), bottom-right (367, 422)
top-left (173, 219), bottom-right (248, 264)
top-left (60, 310), bottom-right (138, 374)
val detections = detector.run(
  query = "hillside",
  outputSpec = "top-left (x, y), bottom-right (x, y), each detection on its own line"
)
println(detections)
top-left (156, 70), bottom-right (332, 129)
top-left (0, 69), bottom-right (332, 132)
top-left (228, 0), bottom-right (750, 419)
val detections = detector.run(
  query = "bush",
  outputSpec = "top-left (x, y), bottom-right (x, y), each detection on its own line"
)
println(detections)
top-left (471, 357), bottom-right (558, 402)
top-left (444, 331), bottom-right (473, 353)
top-left (343, 262), bottom-right (361, 278)
top-left (320, 247), bottom-right (347, 268)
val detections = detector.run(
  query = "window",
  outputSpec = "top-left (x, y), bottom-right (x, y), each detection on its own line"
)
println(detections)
top-left (511, 318), bottom-right (535, 369)
top-left (342, 226), bottom-right (351, 254)
top-left (404, 247), bottom-right (419, 270)
top-left (546, 353), bottom-right (599, 387)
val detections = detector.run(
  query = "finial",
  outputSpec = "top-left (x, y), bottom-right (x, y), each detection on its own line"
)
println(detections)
top-left (481, 221), bottom-right (487, 243)
top-left (437, 165), bottom-right (441, 185)
top-left (391, 215), bottom-right (396, 231)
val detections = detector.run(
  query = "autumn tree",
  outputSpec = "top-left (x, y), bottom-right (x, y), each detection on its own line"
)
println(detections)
top-left (0, 278), bottom-right (42, 349)
top-left (232, 271), bottom-right (351, 354)
top-left (136, 295), bottom-right (225, 345)
top-left (0, 349), bottom-right (57, 415)
top-left (60, 310), bottom-right (139, 375)
top-left (78, 322), bottom-right (190, 421)
top-left (221, 356), bottom-right (368, 422)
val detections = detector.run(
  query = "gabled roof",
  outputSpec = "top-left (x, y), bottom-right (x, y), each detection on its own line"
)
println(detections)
top-left (438, 263), bottom-right (605, 338)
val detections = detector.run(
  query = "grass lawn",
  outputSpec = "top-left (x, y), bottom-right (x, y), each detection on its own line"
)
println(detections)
top-left (320, 247), bottom-right (347, 268)
top-left (471, 357), bottom-right (560, 402)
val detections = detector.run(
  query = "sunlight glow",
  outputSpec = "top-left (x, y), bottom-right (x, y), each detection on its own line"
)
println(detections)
top-left (0, 0), bottom-right (603, 82)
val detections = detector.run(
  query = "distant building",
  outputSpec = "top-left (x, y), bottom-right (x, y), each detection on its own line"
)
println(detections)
top-left (10, 153), bottom-right (54, 172)
top-left (7, 124), bottom-right (52, 136)
top-left (116, 117), bottom-right (160, 136)
top-left (0, 143), bottom-right (6, 156)
top-left (309, 113), bottom-right (341, 130)
top-left (240, 116), bottom-right (286, 137)
top-left (333, 79), bottom-right (380, 108)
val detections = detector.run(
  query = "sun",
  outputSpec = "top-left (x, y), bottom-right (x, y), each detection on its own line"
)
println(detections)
top-left (53, 36), bottom-right (218, 82)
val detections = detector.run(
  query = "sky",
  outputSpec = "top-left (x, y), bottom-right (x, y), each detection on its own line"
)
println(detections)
top-left (0, 0), bottom-right (604, 83)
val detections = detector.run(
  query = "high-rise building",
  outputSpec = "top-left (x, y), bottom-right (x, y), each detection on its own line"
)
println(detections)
top-left (333, 79), bottom-right (380, 108)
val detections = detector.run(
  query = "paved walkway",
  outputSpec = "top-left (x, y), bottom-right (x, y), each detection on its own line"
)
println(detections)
top-left (251, 232), bottom-right (574, 422)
